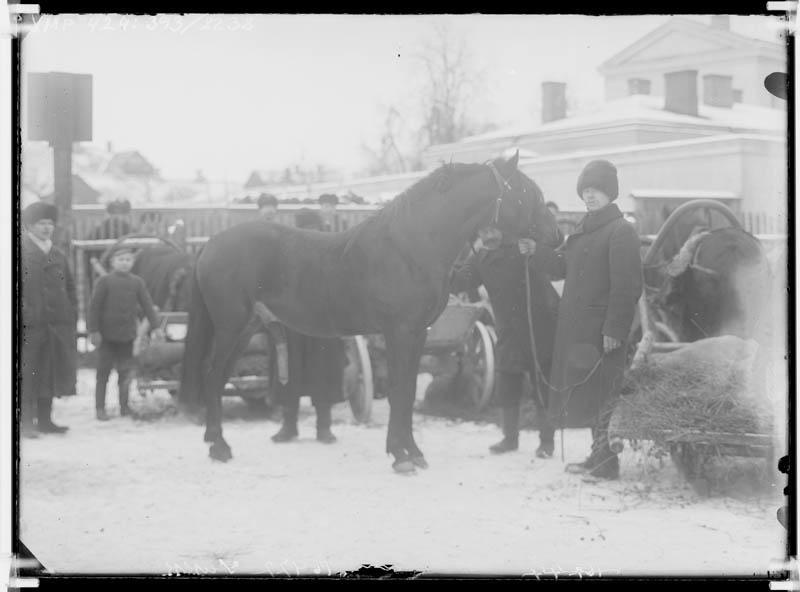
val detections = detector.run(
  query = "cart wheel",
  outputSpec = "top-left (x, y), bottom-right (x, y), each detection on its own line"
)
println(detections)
top-left (343, 335), bottom-right (374, 423)
top-left (461, 321), bottom-right (495, 410)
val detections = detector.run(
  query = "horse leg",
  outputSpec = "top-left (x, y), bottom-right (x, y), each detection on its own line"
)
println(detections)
top-left (384, 324), bottom-right (426, 474)
top-left (204, 316), bottom-right (258, 462)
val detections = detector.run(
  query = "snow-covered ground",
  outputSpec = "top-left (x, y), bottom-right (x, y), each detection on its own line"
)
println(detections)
top-left (18, 369), bottom-right (786, 577)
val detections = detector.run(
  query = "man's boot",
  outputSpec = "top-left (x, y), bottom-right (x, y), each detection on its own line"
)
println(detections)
top-left (118, 370), bottom-right (132, 417)
top-left (315, 404), bottom-right (337, 444)
top-left (489, 404), bottom-right (520, 454)
top-left (20, 395), bottom-right (38, 439)
top-left (272, 396), bottom-right (299, 443)
top-left (490, 373), bottom-right (521, 454)
top-left (37, 397), bottom-right (68, 434)
top-left (535, 425), bottom-right (556, 459)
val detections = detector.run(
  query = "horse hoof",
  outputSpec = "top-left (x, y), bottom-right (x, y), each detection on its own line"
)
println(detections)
top-left (411, 456), bottom-right (429, 469)
top-left (209, 442), bottom-right (232, 462)
top-left (392, 460), bottom-right (416, 474)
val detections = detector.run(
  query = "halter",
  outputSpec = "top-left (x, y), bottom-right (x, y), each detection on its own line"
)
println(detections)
top-left (486, 161), bottom-right (512, 226)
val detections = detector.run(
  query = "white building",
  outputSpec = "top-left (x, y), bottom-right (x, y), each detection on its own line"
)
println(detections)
top-left (240, 17), bottom-right (788, 235)
top-left (419, 16), bottom-right (787, 234)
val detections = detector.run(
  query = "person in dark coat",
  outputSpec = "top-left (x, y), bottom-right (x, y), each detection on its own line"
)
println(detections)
top-left (525, 160), bottom-right (642, 479)
top-left (87, 199), bottom-right (132, 240)
top-left (20, 201), bottom-right (78, 437)
top-left (451, 223), bottom-right (563, 458)
top-left (257, 193), bottom-right (279, 222)
top-left (271, 208), bottom-right (347, 444)
top-left (317, 193), bottom-right (339, 232)
top-left (88, 246), bottom-right (161, 420)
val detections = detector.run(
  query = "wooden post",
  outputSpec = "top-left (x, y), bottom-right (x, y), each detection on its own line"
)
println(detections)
top-left (52, 142), bottom-right (73, 251)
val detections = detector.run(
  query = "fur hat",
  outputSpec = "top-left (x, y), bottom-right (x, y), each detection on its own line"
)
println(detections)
top-left (317, 193), bottom-right (339, 206)
top-left (257, 193), bottom-right (279, 209)
top-left (22, 201), bottom-right (58, 226)
top-left (576, 160), bottom-right (619, 201)
top-left (110, 245), bottom-right (134, 259)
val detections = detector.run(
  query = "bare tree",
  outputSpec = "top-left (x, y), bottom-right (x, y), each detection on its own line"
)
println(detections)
top-left (361, 105), bottom-right (420, 176)
top-left (360, 24), bottom-right (487, 176)
top-left (416, 23), bottom-right (486, 148)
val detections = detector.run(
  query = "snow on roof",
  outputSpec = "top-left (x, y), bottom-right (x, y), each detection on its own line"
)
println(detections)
top-left (630, 189), bottom-right (740, 199)
top-left (432, 94), bottom-right (785, 149)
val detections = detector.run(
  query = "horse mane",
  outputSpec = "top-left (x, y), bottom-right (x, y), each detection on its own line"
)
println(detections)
top-left (341, 162), bottom-right (487, 255)
top-left (374, 162), bottom-right (486, 224)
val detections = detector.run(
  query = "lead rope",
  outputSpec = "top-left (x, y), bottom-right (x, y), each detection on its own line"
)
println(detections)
top-left (523, 252), bottom-right (605, 463)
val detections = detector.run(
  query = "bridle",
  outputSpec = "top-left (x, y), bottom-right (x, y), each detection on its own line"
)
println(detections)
top-left (486, 160), bottom-right (513, 227)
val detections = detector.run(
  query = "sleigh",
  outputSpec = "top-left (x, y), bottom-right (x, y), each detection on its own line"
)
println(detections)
top-left (607, 200), bottom-right (781, 494)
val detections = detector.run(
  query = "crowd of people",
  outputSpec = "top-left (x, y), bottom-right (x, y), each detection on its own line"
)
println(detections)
top-left (20, 161), bottom-right (644, 482)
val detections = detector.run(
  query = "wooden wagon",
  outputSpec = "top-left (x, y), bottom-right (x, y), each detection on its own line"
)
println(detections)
top-left (342, 298), bottom-right (498, 423)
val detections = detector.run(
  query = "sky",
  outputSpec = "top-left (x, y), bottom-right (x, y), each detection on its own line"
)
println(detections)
top-left (20, 14), bottom-right (785, 185)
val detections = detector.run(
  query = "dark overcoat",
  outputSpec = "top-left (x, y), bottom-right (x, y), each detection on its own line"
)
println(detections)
top-left (451, 245), bottom-right (560, 376)
top-left (20, 235), bottom-right (78, 400)
top-left (533, 203), bottom-right (642, 428)
top-left (281, 208), bottom-right (347, 407)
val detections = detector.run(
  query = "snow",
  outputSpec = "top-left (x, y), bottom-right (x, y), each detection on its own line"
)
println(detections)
top-left (453, 95), bottom-right (786, 147)
top-left (18, 369), bottom-right (786, 577)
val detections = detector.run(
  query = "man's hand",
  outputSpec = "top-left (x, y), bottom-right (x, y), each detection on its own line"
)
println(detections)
top-left (90, 332), bottom-right (102, 347)
top-left (603, 335), bottom-right (622, 354)
top-left (518, 238), bottom-right (537, 256)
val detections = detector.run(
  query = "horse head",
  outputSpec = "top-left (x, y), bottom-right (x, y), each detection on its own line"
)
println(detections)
top-left (486, 152), bottom-right (561, 248)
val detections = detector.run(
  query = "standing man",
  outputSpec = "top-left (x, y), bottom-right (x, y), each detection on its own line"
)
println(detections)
top-left (257, 193), bottom-right (279, 222)
top-left (20, 201), bottom-right (77, 437)
top-left (451, 223), bottom-right (562, 459)
top-left (523, 160), bottom-right (642, 480)
top-left (271, 209), bottom-right (347, 444)
top-left (317, 193), bottom-right (339, 232)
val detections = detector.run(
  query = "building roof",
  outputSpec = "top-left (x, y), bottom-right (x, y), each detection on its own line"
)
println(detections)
top-left (425, 93), bottom-right (785, 153)
top-left (598, 16), bottom-right (785, 74)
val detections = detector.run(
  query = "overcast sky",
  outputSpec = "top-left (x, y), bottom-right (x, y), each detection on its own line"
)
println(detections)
top-left (20, 14), bottom-right (784, 184)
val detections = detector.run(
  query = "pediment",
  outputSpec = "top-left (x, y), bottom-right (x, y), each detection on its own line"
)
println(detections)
top-left (599, 17), bottom-right (762, 73)
top-left (622, 31), bottom-right (734, 63)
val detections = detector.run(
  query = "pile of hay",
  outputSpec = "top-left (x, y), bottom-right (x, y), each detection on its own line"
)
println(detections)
top-left (615, 336), bottom-right (774, 439)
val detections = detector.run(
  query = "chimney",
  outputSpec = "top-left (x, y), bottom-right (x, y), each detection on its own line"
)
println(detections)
top-left (702, 74), bottom-right (734, 108)
top-left (710, 15), bottom-right (730, 30)
top-left (664, 70), bottom-right (699, 117)
top-left (628, 78), bottom-right (652, 96)
top-left (541, 81), bottom-right (567, 124)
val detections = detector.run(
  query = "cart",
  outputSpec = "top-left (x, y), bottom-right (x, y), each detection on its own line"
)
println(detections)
top-left (343, 299), bottom-right (497, 422)
top-left (608, 200), bottom-right (778, 493)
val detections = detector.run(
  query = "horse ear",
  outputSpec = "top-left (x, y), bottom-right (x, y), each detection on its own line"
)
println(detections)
top-left (499, 150), bottom-right (519, 176)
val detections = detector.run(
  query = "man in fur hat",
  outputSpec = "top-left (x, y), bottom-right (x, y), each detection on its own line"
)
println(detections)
top-left (522, 160), bottom-right (643, 480)
top-left (20, 201), bottom-right (77, 437)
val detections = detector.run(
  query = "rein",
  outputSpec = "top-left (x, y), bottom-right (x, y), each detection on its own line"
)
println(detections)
top-left (523, 253), bottom-right (606, 462)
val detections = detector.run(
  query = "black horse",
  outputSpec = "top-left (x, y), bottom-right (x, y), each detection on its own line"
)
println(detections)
top-left (132, 244), bottom-right (194, 313)
top-left (179, 154), bottom-right (560, 473)
top-left (660, 227), bottom-right (771, 343)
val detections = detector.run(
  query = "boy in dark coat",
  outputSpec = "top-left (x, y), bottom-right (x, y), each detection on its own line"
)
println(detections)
top-left (451, 223), bottom-right (562, 459)
top-left (88, 246), bottom-right (162, 420)
top-left (20, 201), bottom-right (77, 437)
top-left (524, 160), bottom-right (642, 479)
top-left (271, 209), bottom-right (347, 444)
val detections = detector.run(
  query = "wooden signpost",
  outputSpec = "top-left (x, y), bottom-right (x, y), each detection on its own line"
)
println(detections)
top-left (27, 71), bottom-right (93, 249)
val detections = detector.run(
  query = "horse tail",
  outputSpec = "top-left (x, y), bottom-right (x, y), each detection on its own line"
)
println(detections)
top-left (179, 265), bottom-right (212, 408)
